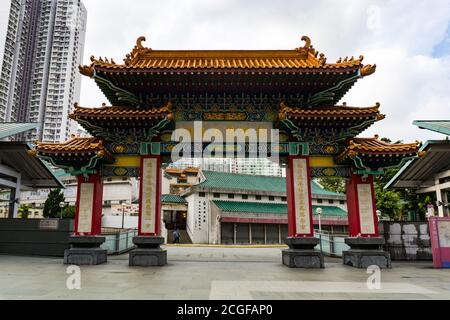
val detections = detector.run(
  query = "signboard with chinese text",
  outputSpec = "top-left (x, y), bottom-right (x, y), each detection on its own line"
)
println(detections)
top-left (140, 158), bottom-right (158, 234)
top-left (77, 183), bottom-right (94, 233)
top-left (292, 158), bottom-right (312, 235)
top-left (357, 184), bottom-right (376, 235)
top-left (429, 217), bottom-right (450, 268)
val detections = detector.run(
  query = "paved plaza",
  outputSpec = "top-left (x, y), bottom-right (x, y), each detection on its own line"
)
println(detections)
top-left (0, 246), bottom-right (449, 300)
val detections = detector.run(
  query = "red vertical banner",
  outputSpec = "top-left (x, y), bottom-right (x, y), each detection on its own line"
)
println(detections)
top-left (138, 155), bottom-right (161, 236)
top-left (74, 173), bottom-right (103, 236)
top-left (346, 173), bottom-right (379, 237)
top-left (429, 217), bottom-right (450, 268)
top-left (286, 156), bottom-right (314, 237)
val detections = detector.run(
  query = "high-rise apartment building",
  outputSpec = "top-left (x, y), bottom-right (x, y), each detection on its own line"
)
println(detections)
top-left (231, 158), bottom-right (285, 177)
top-left (0, 0), bottom-right (87, 142)
top-left (170, 157), bottom-right (285, 177)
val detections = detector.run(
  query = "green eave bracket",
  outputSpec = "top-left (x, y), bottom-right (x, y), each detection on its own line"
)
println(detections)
top-left (354, 155), bottom-right (419, 177)
top-left (37, 154), bottom-right (101, 177)
top-left (140, 142), bottom-right (161, 155)
top-left (356, 169), bottom-right (385, 176)
top-left (289, 142), bottom-right (309, 156)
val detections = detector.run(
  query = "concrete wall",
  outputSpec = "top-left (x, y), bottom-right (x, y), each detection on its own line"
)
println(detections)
top-left (101, 215), bottom-right (138, 229)
top-left (0, 219), bottom-right (74, 257)
top-left (379, 221), bottom-right (432, 261)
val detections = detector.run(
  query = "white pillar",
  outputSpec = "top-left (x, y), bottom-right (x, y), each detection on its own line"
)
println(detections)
top-left (436, 177), bottom-right (445, 217)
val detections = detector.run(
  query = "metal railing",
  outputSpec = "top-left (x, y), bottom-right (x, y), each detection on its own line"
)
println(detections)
top-left (314, 230), bottom-right (350, 257)
top-left (101, 229), bottom-right (138, 255)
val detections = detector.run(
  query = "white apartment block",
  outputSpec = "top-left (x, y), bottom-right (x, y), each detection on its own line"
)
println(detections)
top-left (170, 157), bottom-right (285, 177)
top-left (0, 0), bottom-right (87, 143)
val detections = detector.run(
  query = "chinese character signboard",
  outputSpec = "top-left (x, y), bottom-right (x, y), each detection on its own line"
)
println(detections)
top-left (139, 156), bottom-right (160, 235)
top-left (77, 183), bottom-right (94, 234)
top-left (291, 157), bottom-right (313, 236)
top-left (357, 184), bottom-right (376, 235)
top-left (429, 217), bottom-right (450, 268)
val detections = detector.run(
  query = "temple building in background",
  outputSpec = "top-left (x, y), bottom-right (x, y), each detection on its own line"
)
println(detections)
top-left (0, 0), bottom-right (87, 142)
top-left (162, 169), bottom-right (348, 244)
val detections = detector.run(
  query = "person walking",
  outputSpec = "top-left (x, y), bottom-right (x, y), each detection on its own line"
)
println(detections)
top-left (173, 228), bottom-right (181, 244)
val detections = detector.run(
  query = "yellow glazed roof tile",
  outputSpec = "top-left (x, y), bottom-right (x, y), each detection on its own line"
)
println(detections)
top-left (79, 36), bottom-right (375, 75)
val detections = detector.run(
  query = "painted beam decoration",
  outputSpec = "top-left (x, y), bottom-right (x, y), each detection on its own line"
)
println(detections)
top-left (289, 156), bottom-right (314, 236)
top-left (139, 156), bottom-right (161, 235)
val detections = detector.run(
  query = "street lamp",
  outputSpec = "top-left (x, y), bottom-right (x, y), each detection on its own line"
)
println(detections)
top-left (376, 210), bottom-right (382, 221)
top-left (121, 202), bottom-right (127, 229)
top-left (316, 207), bottom-right (322, 233)
top-left (59, 202), bottom-right (65, 219)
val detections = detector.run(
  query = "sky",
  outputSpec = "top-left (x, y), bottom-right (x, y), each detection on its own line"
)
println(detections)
top-left (79, 0), bottom-right (450, 143)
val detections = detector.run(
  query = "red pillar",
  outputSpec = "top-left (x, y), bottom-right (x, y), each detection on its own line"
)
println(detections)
top-left (286, 155), bottom-right (314, 237)
top-left (346, 173), bottom-right (379, 237)
top-left (74, 173), bottom-right (103, 236)
top-left (138, 155), bottom-right (162, 236)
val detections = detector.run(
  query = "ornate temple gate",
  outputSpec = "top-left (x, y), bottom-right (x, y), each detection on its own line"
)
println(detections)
top-left (30, 36), bottom-right (420, 268)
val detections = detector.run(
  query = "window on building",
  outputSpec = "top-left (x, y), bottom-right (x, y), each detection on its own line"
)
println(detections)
top-left (328, 200), bottom-right (334, 204)
top-left (255, 195), bottom-right (262, 200)
top-left (242, 194), bottom-right (248, 200)
top-left (213, 193), bottom-right (220, 198)
top-left (199, 192), bottom-right (206, 198)
top-left (228, 194), bottom-right (235, 199)
top-left (281, 197), bottom-right (287, 202)
top-left (269, 196), bottom-right (275, 201)
top-left (339, 200), bottom-right (345, 205)
top-left (317, 199), bottom-right (323, 204)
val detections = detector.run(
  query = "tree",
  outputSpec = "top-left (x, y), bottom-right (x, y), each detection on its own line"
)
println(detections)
top-left (372, 140), bottom-right (432, 221)
top-left (315, 177), bottom-right (346, 194)
top-left (62, 206), bottom-right (76, 219)
top-left (374, 183), bottom-right (404, 220)
top-left (18, 204), bottom-right (31, 219)
top-left (43, 189), bottom-right (65, 218)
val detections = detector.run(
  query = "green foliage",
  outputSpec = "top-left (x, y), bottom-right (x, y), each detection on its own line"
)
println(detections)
top-left (62, 206), bottom-right (76, 219)
top-left (43, 189), bottom-right (65, 218)
top-left (374, 183), bottom-right (404, 220)
top-left (373, 143), bottom-right (432, 221)
top-left (18, 204), bottom-right (31, 219)
top-left (315, 177), bottom-right (346, 194)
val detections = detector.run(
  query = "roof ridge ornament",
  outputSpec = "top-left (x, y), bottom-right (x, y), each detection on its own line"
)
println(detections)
top-left (295, 35), bottom-right (318, 59)
top-left (361, 64), bottom-right (377, 77)
top-left (124, 36), bottom-right (152, 66)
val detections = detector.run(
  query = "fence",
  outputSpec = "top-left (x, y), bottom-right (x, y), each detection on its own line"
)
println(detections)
top-left (314, 231), bottom-right (350, 257)
top-left (101, 229), bottom-right (138, 255)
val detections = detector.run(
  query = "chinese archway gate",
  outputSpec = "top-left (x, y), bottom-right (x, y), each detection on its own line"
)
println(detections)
top-left (30, 36), bottom-right (420, 268)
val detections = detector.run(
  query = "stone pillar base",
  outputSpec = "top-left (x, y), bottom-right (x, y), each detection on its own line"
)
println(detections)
top-left (282, 237), bottom-right (324, 268)
top-left (129, 236), bottom-right (167, 266)
top-left (64, 236), bottom-right (107, 265)
top-left (343, 237), bottom-right (391, 269)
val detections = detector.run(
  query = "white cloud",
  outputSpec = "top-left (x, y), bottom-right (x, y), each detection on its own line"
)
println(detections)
top-left (80, 0), bottom-right (450, 142)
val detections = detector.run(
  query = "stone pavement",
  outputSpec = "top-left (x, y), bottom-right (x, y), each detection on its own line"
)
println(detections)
top-left (0, 246), bottom-right (449, 300)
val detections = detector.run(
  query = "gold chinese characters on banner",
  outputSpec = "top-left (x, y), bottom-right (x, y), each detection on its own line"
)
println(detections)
top-left (292, 158), bottom-right (311, 234)
top-left (141, 158), bottom-right (157, 234)
top-left (357, 184), bottom-right (376, 234)
top-left (77, 183), bottom-right (94, 233)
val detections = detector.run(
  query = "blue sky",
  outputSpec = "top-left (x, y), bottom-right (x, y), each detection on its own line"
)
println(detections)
top-left (433, 21), bottom-right (450, 57)
top-left (79, 0), bottom-right (450, 142)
